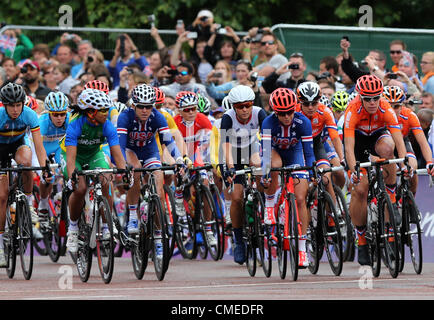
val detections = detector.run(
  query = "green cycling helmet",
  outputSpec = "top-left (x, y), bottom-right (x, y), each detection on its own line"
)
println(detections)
top-left (331, 90), bottom-right (349, 112)
top-left (197, 93), bottom-right (211, 114)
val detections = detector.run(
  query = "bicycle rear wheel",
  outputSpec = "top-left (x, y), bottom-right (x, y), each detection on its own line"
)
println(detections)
top-left (320, 191), bottom-right (343, 276)
top-left (5, 204), bottom-right (17, 279)
top-left (151, 196), bottom-right (169, 281)
top-left (253, 191), bottom-right (270, 277)
top-left (17, 198), bottom-right (33, 280)
top-left (131, 220), bottom-right (150, 280)
top-left (379, 194), bottom-right (399, 278)
top-left (173, 198), bottom-right (196, 260)
top-left (276, 199), bottom-right (287, 280)
top-left (95, 196), bottom-right (115, 284)
top-left (31, 185), bottom-right (47, 257)
top-left (210, 184), bottom-right (225, 260)
top-left (43, 199), bottom-right (62, 263)
top-left (307, 188), bottom-right (321, 275)
top-left (245, 199), bottom-right (256, 277)
top-left (200, 186), bottom-right (221, 261)
top-left (287, 193), bottom-right (299, 281)
top-left (333, 184), bottom-right (355, 262)
top-left (76, 213), bottom-right (92, 283)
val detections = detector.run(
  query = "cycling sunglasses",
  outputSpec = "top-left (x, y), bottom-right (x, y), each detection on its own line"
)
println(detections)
top-left (49, 111), bottom-right (67, 118)
top-left (390, 50), bottom-right (402, 55)
top-left (181, 106), bottom-right (197, 113)
top-left (361, 95), bottom-right (381, 102)
top-left (135, 103), bottom-right (154, 110)
top-left (98, 108), bottom-right (110, 114)
top-left (302, 101), bottom-right (318, 107)
top-left (233, 101), bottom-right (253, 110)
top-left (276, 110), bottom-right (295, 117)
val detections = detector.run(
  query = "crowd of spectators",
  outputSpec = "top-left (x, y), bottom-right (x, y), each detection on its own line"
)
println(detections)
top-left (0, 10), bottom-right (434, 163)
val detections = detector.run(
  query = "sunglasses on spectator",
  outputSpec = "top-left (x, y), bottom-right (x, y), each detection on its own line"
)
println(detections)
top-left (361, 95), bottom-right (381, 102)
top-left (276, 110), bottom-right (295, 117)
top-left (181, 106), bottom-right (197, 113)
top-left (233, 101), bottom-right (253, 110)
top-left (135, 103), bottom-right (154, 110)
top-left (302, 101), bottom-right (318, 107)
top-left (390, 50), bottom-right (402, 55)
top-left (290, 52), bottom-right (304, 58)
top-left (420, 61), bottom-right (433, 65)
top-left (98, 108), bottom-right (110, 114)
top-left (177, 70), bottom-right (189, 76)
top-left (49, 111), bottom-right (67, 117)
top-left (261, 40), bottom-right (275, 46)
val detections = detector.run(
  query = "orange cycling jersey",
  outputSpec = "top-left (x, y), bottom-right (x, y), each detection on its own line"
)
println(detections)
top-left (295, 102), bottom-right (339, 140)
top-left (397, 106), bottom-right (423, 138)
top-left (343, 96), bottom-right (401, 138)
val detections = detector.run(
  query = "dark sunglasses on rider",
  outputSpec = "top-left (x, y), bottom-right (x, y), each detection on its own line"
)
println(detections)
top-left (302, 101), bottom-right (318, 107)
top-left (135, 103), bottom-right (154, 110)
top-left (49, 111), bottom-right (67, 118)
top-left (98, 108), bottom-right (110, 114)
top-left (276, 110), bottom-right (295, 117)
top-left (181, 106), bottom-right (197, 113)
top-left (361, 95), bottom-right (381, 102)
top-left (233, 101), bottom-right (253, 110)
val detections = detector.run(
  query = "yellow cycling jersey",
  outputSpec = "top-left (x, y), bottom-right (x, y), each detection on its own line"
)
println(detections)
top-left (156, 109), bottom-right (179, 157)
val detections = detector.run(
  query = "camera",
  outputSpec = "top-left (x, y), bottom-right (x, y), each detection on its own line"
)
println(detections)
top-left (387, 73), bottom-right (398, 79)
top-left (342, 35), bottom-right (350, 42)
top-left (167, 69), bottom-right (178, 76)
top-left (288, 64), bottom-right (299, 70)
top-left (119, 35), bottom-right (126, 58)
top-left (126, 68), bottom-right (134, 74)
top-left (187, 32), bottom-right (198, 39)
top-left (177, 19), bottom-right (183, 27)
top-left (148, 14), bottom-right (155, 27)
top-left (20, 66), bottom-right (28, 74)
top-left (317, 72), bottom-right (331, 80)
top-left (214, 72), bottom-right (223, 78)
top-left (200, 16), bottom-right (208, 22)
top-left (217, 28), bottom-right (227, 35)
top-left (242, 38), bottom-right (251, 44)
top-left (65, 34), bottom-right (75, 40)
top-left (408, 99), bottom-right (423, 106)
top-left (87, 56), bottom-right (94, 63)
top-left (249, 72), bottom-right (258, 82)
top-left (257, 28), bottom-right (263, 34)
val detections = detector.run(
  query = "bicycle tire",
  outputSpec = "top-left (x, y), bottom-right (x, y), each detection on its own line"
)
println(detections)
top-left (276, 198), bottom-right (288, 280)
top-left (379, 194), bottom-right (399, 278)
top-left (199, 185), bottom-right (221, 261)
top-left (253, 190), bottom-right (270, 277)
top-left (17, 197), bottom-right (33, 280)
top-left (307, 188), bottom-right (321, 275)
top-left (95, 196), bottom-right (115, 284)
top-left (151, 195), bottom-right (169, 281)
top-left (333, 184), bottom-right (355, 262)
top-left (245, 194), bottom-right (256, 277)
top-left (199, 243), bottom-right (208, 259)
top-left (173, 198), bottom-right (196, 260)
top-left (320, 191), bottom-right (343, 276)
top-left (163, 184), bottom-right (177, 259)
top-left (287, 193), bottom-right (299, 281)
top-left (32, 185), bottom-right (48, 257)
top-left (76, 212), bottom-right (93, 283)
top-left (210, 184), bottom-right (225, 260)
top-left (131, 220), bottom-right (149, 280)
top-left (403, 191), bottom-right (423, 274)
top-left (111, 198), bottom-right (125, 258)
top-left (5, 204), bottom-right (17, 279)
top-left (43, 198), bottom-right (62, 263)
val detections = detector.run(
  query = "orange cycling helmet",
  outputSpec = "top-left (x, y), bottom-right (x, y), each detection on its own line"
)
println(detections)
top-left (269, 87), bottom-right (298, 112)
top-left (355, 74), bottom-right (383, 97)
top-left (84, 80), bottom-right (109, 95)
top-left (154, 87), bottom-right (165, 104)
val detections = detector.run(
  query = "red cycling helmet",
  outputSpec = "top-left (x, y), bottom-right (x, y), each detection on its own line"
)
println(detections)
top-left (84, 80), bottom-right (109, 95)
top-left (154, 87), bottom-right (165, 104)
top-left (355, 75), bottom-right (383, 97)
top-left (175, 91), bottom-right (197, 108)
top-left (25, 95), bottom-right (39, 111)
top-left (269, 88), bottom-right (298, 112)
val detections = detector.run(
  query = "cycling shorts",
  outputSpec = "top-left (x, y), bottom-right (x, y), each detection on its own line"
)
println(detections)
top-left (126, 147), bottom-right (162, 169)
top-left (0, 137), bottom-right (29, 174)
top-left (352, 129), bottom-right (391, 163)
top-left (274, 148), bottom-right (309, 180)
top-left (60, 149), bottom-right (109, 179)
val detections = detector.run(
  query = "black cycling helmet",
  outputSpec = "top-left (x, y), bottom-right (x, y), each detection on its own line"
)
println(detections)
top-left (0, 83), bottom-right (27, 105)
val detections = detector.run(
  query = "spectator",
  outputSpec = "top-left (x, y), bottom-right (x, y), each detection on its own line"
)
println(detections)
top-left (335, 53), bottom-right (355, 92)
top-left (95, 73), bottom-right (117, 101)
top-left (187, 10), bottom-right (215, 44)
top-left (50, 32), bottom-right (82, 56)
top-left (253, 31), bottom-right (288, 78)
top-left (398, 51), bottom-right (423, 93)
top-left (0, 67), bottom-right (6, 87)
top-left (1, 57), bottom-right (19, 82)
top-left (56, 44), bottom-right (75, 67)
top-left (389, 40), bottom-right (406, 73)
top-left (160, 61), bottom-right (207, 97)
top-left (160, 87), bottom-right (177, 115)
top-left (42, 66), bottom-right (57, 91)
top-left (108, 33), bottom-right (149, 88)
top-left (68, 82), bottom-right (84, 105)
top-left (369, 49), bottom-right (388, 72)
top-left (421, 91), bottom-right (433, 110)
top-left (31, 44), bottom-right (51, 68)
top-left (2, 28), bottom-right (33, 63)
top-left (319, 56), bottom-right (346, 91)
top-left (261, 52), bottom-right (306, 93)
top-left (117, 66), bottom-right (149, 104)
top-left (317, 80), bottom-right (335, 100)
top-left (205, 25), bottom-right (240, 70)
top-left (19, 60), bottom-right (52, 100)
top-left (411, 108), bottom-right (434, 168)
top-left (70, 40), bottom-right (93, 78)
top-left (53, 63), bottom-right (78, 95)
top-left (421, 51), bottom-right (434, 94)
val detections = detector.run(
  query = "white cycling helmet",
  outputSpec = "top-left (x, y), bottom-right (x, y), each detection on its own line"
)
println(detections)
top-left (77, 88), bottom-right (113, 110)
top-left (131, 84), bottom-right (156, 105)
top-left (227, 85), bottom-right (255, 104)
top-left (176, 91), bottom-right (198, 109)
top-left (113, 101), bottom-right (128, 113)
top-left (296, 81), bottom-right (321, 103)
top-left (319, 94), bottom-right (331, 108)
top-left (221, 96), bottom-right (231, 111)
top-left (44, 91), bottom-right (69, 112)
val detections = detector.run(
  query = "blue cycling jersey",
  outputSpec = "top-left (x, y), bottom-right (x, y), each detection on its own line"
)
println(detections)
top-left (261, 112), bottom-right (315, 177)
top-left (0, 106), bottom-right (40, 144)
top-left (39, 112), bottom-right (70, 163)
top-left (117, 108), bottom-right (181, 162)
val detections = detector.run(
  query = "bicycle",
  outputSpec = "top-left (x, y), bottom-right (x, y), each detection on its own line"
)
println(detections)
top-left (128, 165), bottom-right (175, 281)
top-left (71, 167), bottom-right (127, 284)
top-left (174, 164), bottom-right (221, 261)
top-left (396, 159), bottom-right (430, 274)
top-left (207, 170), bottom-right (225, 260)
top-left (306, 164), bottom-right (344, 276)
top-left (230, 166), bottom-right (266, 277)
top-left (355, 157), bottom-right (404, 278)
top-left (268, 165), bottom-right (313, 281)
top-left (2, 162), bottom-right (55, 280)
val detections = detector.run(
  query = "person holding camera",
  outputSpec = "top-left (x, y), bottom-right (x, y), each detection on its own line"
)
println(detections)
top-left (108, 33), bottom-right (149, 89)
top-left (261, 52), bottom-right (306, 93)
top-left (19, 60), bottom-right (52, 100)
top-left (253, 31), bottom-right (288, 79)
top-left (70, 40), bottom-right (93, 79)
top-left (187, 10), bottom-right (215, 43)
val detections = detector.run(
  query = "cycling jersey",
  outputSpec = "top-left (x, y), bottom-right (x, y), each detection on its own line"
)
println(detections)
top-left (343, 96), bottom-right (401, 138)
top-left (117, 108), bottom-right (181, 168)
top-left (155, 109), bottom-right (179, 157)
top-left (295, 103), bottom-right (339, 140)
top-left (261, 112), bottom-right (315, 179)
top-left (174, 112), bottom-right (212, 166)
top-left (0, 106), bottom-right (40, 144)
top-left (397, 106), bottom-right (423, 138)
top-left (39, 112), bottom-right (70, 163)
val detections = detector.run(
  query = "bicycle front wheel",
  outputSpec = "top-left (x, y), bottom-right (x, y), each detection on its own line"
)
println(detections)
top-left (245, 195), bottom-right (256, 277)
top-left (151, 196), bottom-right (169, 281)
top-left (200, 186), bottom-right (221, 261)
top-left (333, 184), bottom-right (355, 262)
top-left (43, 198), bottom-right (62, 263)
top-left (209, 184), bottom-right (225, 260)
top-left (17, 198), bottom-right (33, 280)
top-left (379, 194), bottom-right (399, 278)
top-left (5, 204), bottom-right (16, 279)
top-left (163, 184), bottom-right (177, 259)
top-left (95, 196), bottom-right (115, 284)
top-left (76, 212), bottom-right (92, 283)
top-left (287, 193), bottom-right (299, 281)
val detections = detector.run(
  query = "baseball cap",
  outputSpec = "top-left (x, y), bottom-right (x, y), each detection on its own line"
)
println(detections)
top-left (197, 10), bottom-right (213, 20)
top-left (211, 106), bottom-right (224, 115)
top-left (21, 59), bottom-right (40, 71)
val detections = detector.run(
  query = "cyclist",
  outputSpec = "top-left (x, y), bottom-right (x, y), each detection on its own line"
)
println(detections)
top-left (261, 87), bottom-right (315, 268)
top-left (343, 75), bottom-right (407, 266)
top-left (116, 84), bottom-right (185, 261)
top-left (0, 83), bottom-right (50, 266)
top-left (173, 91), bottom-right (218, 246)
top-left (220, 85), bottom-right (267, 264)
top-left (382, 85), bottom-right (434, 194)
top-left (61, 88), bottom-right (129, 254)
top-left (37, 92), bottom-right (71, 227)
top-left (330, 90), bottom-right (349, 141)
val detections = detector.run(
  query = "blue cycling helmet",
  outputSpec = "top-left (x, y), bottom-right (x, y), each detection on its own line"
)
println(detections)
top-left (44, 92), bottom-right (69, 112)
